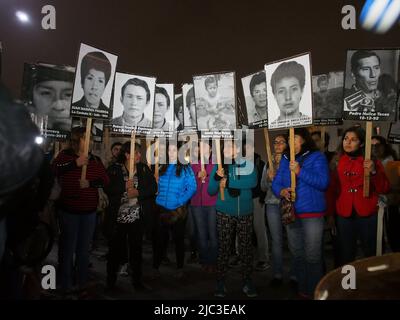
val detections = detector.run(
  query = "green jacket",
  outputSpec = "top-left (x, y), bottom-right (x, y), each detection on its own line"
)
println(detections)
top-left (208, 158), bottom-right (257, 216)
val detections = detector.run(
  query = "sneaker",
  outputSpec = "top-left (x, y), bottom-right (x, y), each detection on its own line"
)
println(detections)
top-left (243, 279), bottom-right (258, 298)
top-left (289, 279), bottom-right (298, 291)
top-left (174, 270), bottom-right (185, 279)
top-left (269, 278), bottom-right (283, 287)
top-left (187, 251), bottom-right (198, 264)
top-left (119, 263), bottom-right (129, 277)
top-left (229, 255), bottom-right (240, 267)
top-left (149, 268), bottom-right (161, 280)
top-left (133, 282), bottom-right (152, 292)
top-left (162, 256), bottom-right (171, 266)
top-left (214, 280), bottom-right (226, 298)
top-left (255, 261), bottom-right (270, 271)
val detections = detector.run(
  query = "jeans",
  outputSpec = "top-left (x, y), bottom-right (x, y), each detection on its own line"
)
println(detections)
top-left (154, 214), bottom-right (187, 269)
top-left (187, 206), bottom-right (197, 253)
top-left (286, 216), bottom-right (324, 296)
top-left (190, 205), bottom-right (218, 266)
top-left (336, 214), bottom-right (377, 265)
top-left (107, 219), bottom-right (144, 285)
top-left (0, 217), bottom-right (6, 264)
top-left (59, 211), bottom-right (97, 290)
top-left (386, 206), bottom-right (400, 252)
top-left (265, 204), bottom-right (284, 278)
top-left (253, 199), bottom-right (269, 262)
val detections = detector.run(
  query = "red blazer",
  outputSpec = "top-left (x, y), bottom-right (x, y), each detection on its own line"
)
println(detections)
top-left (332, 154), bottom-right (390, 217)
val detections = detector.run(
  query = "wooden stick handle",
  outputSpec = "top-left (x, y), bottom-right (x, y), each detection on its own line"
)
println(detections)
top-left (129, 131), bottom-right (136, 179)
top-left (54, 142), bottom-right (60, 160)
top-left (364, 121), bottom-right (372, 198)
top-left (146, 139), bottom-right (151, 167)
top-left (104, 127), bottom-right (110, 165)
top-left (155, 139), bottom-right (159, 182)
top-left (215, 139), bottom-right (224, 201)
top-left (376, 203), bottom-right (385, 256)
top-left (263, 128), bottom-right (273, 170)
top-left (320, 126), bottom-right (326, 152)
top-left (289, 128), bottom-right (296, 201)
top-left (81, 118), bottom-right (92, 181)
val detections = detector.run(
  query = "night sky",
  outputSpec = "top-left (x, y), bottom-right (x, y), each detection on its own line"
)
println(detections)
top-left (1, 0), bottom-right (400, 98)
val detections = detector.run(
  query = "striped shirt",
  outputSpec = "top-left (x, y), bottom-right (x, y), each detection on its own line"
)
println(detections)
top-left (53, 149), bottom-right (109, 214)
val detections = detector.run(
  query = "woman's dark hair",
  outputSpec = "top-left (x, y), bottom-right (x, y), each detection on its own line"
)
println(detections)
top-left (80, 51), bottom-right (112, 87)
top-left (159, 141), bottom-right (189, 177)
top-left (174, 95), bottom-right (183, 118)
top-left (221, 139), bottom-right (242, 165)
top-left (273, 133), bottom-right (288, 143)
top-left (111, 141), bottom-right (122, 151)
top-left (372, 135), bottom-right (398, 160)
top-left (117, 141), bottom-right (141, 164)
top-left (340, 126), bottom-right (366, 155)
top-left (70, 127), bottom-right (86, 153)
top-left (285, 128), bottom-right (318, 156)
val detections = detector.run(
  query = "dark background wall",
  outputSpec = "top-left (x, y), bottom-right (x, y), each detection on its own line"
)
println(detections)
top-left (1, 0), bottom-right (399, 97)
top-left (1, 0), bottom-right (399, 158)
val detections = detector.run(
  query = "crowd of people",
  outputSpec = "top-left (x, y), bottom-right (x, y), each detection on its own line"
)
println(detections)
top-left (1, 82), bottom-right (400, 300)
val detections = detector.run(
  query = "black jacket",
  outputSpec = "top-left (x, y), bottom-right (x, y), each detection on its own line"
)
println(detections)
top-left (252, 153), bottom-right (266, 202)
top-left (103, 162), bottom-right (157, 237)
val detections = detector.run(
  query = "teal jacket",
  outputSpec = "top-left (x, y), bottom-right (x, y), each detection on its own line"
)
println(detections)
top-left (208, 158), bottom-right (258, 216)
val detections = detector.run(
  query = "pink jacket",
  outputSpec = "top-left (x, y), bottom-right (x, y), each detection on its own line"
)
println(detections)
top-left (190, 163), bottom-right (217, 207)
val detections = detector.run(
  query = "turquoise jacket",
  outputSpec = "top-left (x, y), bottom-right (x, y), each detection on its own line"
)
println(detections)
top-left (208, 158), bottom-right (258, 216)
top-left (156, 164), bottom-right (197, 210)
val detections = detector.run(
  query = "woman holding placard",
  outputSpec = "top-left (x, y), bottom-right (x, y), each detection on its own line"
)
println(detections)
top-left (272, 128), bottom-right (329, 299)
top-left (261, 133), bottom-right (294, 287)
top-left (190, 141), bottom-right (218, 273)
top-left (53, 127), bottom-right (109, 296)
top-left (154, 142), bottom-right (197, 278)
top-left (104, 141), bottom-right (157, 291)
top-left (331, 127), bottom-right (390, 265)
top-left (208, 139), bottom-right (258, 298)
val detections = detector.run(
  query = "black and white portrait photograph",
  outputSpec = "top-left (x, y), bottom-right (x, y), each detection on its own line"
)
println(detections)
top-left (153, 83), bottom-right (174, 132)
top-left (193, 72), bottom-right (236, 132)
top-left (174, 93), bottom-right (184, 131)
top-left (312, 71), bottom-right (344, 126)
top-left (72, 117), bottom-right (104, 143)
top-left (343, 49), bottom-right (399, 122)
top-left (241, 70), bottom-right (268, 129)
top-left (388, 97), bottom-right (400, 144)
top-left (111, 72), bottom-right (156, 135)
top-left (70, 43), bottom-right (118, 120)
top-left (21, 63), bottom-right (74, 140)
top-left (266, 53), bottom-right (313, 130)
top-left (182, 83), bottom-right (197, 130)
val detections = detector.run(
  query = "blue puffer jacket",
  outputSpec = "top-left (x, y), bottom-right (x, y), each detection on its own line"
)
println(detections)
top-left (156, 164), bottom-right (197, 210)
top-left (208, 158), bottom-right (258, 216)
top-left (272, 151), bottom-right (329, 216)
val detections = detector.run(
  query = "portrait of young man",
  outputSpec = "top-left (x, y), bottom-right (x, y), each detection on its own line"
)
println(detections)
top-left (313, 72), bottom-right (343, 123)
top-left (153, 85), bottom-right (174, 132)
top-left (246, 71), bottom-right (268, 125)
top-left (343, 49), bottom-right (398, 121)
top-left (22, 63), bottom-right (74, 138)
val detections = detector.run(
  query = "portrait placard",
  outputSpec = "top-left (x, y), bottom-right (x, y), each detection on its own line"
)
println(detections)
top-left (265, 53), bottom-right (313, 130)
top-left (111, 72), bottom-right (156, 136)
top-left (343, 49), bottom-right (399, 122)
top-left (241, 70), bottom-right (268, 129)
top-left (312, 71), bottom-right (344, 126)
top-left (70, 43), bottom-right (118, 120)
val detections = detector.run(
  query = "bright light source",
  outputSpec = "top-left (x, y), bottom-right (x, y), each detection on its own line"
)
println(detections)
top-left (16, 11), bottom-right (30, 23)
top-left (35, 136), bottom-right (44, 145)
